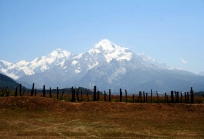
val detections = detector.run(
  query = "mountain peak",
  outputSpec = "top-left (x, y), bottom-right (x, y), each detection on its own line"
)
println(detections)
top-left (54, 48), bottom-right (63, 51)
top-left (94, 39), bottom-right (116, 51)
top-left (88, 39), bottom-right (132, 62)
top-left (98, 39), bottom-right (112, 44)
top-left (49, 48), bottom-right (72, 59)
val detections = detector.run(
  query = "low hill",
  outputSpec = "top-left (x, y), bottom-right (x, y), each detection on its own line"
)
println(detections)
top-left (0, 73), bottom-right (19, 89)
top-left (195, 91), bottom-right (204, 97)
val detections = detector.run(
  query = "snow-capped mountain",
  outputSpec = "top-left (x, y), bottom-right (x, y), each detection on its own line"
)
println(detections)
top-left (138, 53), bottom-right (173, 70)
top-left (89, 39), bottom-right (132, 63)
top-left (0, 49), bottom-right (75, 79)
top-left (1, 39), bottom-right (204, 92)
top-left (17, 48), bottom-right (75, 74)
top-left (60, 39), bottom-right (143, 75)
top-left (17, 39), bottom-right (139, 87)
top-left (0, 60), bottom-right (25, 79)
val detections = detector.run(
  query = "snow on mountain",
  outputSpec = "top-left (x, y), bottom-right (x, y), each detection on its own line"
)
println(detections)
top-left (62, 52), bottom-right (97, 75)
top-left (16, 60), bottom-right (33, 75)
top-left (31, 48), bottom-right (74, 70)
top-left (138, 53), bottom-right (173, 70)
top-left (0, 60), bottom-right (16, 69)
top-left (88, 39), bottom-right (132, 63)
top-left (0, 60), bottom-right (25, 79)
top-left (61, 39), bottom-right (133, 77)
top-left (0, 49), bottom-right (75, 79)
top-left (18, 48), bottom-right (75, 74)
top-left (0, 39), bottom-right (164, 82)
top-left (138, 53), bottom-right (156, 63)
top-left (1, 39), bottom-right (204, 92)
top-left (20, 39), bottom-right (135, 87)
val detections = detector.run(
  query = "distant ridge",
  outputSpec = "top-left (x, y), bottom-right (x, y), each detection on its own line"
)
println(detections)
top-left (0, 39), bottom-right (204, 92)
top-left (0, 73), bottom-right (19, 89)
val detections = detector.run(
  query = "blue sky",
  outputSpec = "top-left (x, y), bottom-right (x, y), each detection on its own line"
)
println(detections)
top-left (0, 0), bottom-right (204, 73)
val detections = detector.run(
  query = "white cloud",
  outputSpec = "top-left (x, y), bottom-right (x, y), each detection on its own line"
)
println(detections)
top-left (181, 58), bottom-right (188, 64)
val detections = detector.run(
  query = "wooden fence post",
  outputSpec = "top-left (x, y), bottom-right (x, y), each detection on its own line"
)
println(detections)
top-left (176, 91), bottom-right (179, 103)
top-left (180, 92), bottom-right (182, 103)
top-left (49, 87), bottom-right (52, 98)
top-left (156, 91), bottom-right (158, 103)
top-left (187, 92), bottom-right (190, 103)
top-left (141, 91), bottom-right (143, 102)
top-left (190, 87), bottom-right (194, 103)
top-left (31, 83), bottom-right (34, 96)
top-left (71, 87), bottom-right (74, 101)
top-left (43, 85), bottom-right (45, 97)
top-left (15, 87), bottom-right (18, 96)
top-left (61, 89), bottom-right (65, 100)
top-left (93, 86), bottom-right (96, 101)
top-left (165, 93), bottom-right (167, 103)
top-left (81, 89), bottom-right (83, 101)
top-left (71, 86), bottom-right (75, 102)
top-left (171, 91), bottom-right (174, 103)
top-left (57, 87), bottom-right (59, 100)
top-left (32, 83), bottom-right (34, 96)
top-left (120, 88), bottom-right (122, 102)
top-left (125, 90), bottom-right (127, 102)
top-left (73, 88), bottom-right (76, 102)
top-left (132, 94), bottom-right (134, 103)
top-left (139, 91), bottom-right (142, 102)
top-left (151, 89), bottom-right (153, 103)
top-left (19, 84), bottom-right (22, 96)
top-left (76, 89), bottom-right (79, 101)
top-left (109, 89), bottom-right (111, 102)
top-left (185, 92), bottom-right (187, 103)
top-left (143, 91), bottom-right (145, 103)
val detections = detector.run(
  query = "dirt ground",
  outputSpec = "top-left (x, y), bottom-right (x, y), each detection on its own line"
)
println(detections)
top-left (0, 96), bottom-right (203, 138)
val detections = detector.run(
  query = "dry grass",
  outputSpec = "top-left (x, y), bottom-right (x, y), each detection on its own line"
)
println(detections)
top-left (0, 96), bottom-right (204, 138)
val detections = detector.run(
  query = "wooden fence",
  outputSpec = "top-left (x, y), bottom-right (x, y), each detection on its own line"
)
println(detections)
top-left (1, 84), bottom-right (204, 103)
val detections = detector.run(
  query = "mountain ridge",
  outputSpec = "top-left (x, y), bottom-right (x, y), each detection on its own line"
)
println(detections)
top-left (0, 39), bottom-right (204, 92)
top-left (0, 73), bottom-right (19, 89)
top-left (0, 48), bottom-right (76, 79)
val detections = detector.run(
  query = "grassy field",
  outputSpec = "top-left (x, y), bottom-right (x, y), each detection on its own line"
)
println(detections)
top-left (0, 96), bottom-right (204, 138)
